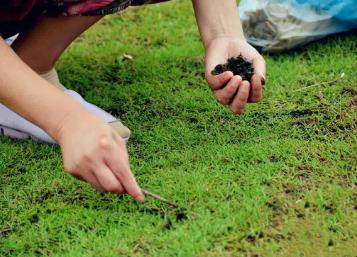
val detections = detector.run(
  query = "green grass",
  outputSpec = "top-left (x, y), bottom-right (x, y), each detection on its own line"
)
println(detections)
top-left (1, 1), bottom-right (357, 256)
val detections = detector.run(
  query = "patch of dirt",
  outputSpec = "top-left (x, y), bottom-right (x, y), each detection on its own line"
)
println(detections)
top-left (160, 208), bottom-right (188, 230)
top-left (29, 214), bottom-right (39, 224)
top-left (266, 199), bottom-right (287, 230)
top-left (139, 206), bottom-right (165, 218)
top-left (285, 107), bottom-right (355, 141)
top-left (175, 208), bottom-right (188, 222)
top-left (34, 191), bottom-right (55, 204)
top-left (211, 54), bottom-right (254, 82)
top-left (328, 239), bottom-right (334, 247)
top-left (261, 179), bottom-right (271, 187)
top-left (266, 199), bottom-right (286, 215)
top-left (172, 56), bottom-right (205, 82)
top-left (322, 203), bottom-right (336, 214)
top-left (245, 235), bottom-right (257, 244)
top-left (162, 218), bottom-right (173, 230)
top-left (0, 227), bottom-right (11, 237)
top-left (328, 226), bottom-right (337, 233)
top-left (269, 155), bottom-right (283, 163)
top-left (315, 91), bottom-right (324, 100)
top-left (295, 210), bottom-right (305, 219)
top-left (342, 87), bottom-right (357, 96)
top-left (288, 109), bottom-right (314, 118)
top-left (139, 206), bottom-right (188, 230)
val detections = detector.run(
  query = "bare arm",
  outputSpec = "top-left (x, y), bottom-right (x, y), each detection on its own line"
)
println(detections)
top-left (192, 0), bottom-right (244, 48)
top-left (0, 38), bottom-right (86, 140)
top-left (0, 38), bottom-right (144, 201)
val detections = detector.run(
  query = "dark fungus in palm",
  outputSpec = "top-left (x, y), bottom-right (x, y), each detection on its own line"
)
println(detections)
top-left (211, 54), bottom-right (254, 82)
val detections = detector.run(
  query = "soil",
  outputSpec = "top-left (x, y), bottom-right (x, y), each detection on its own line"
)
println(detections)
top-left (29, 214), bottom-right (39, 224)
top-left (328, 239), bottom-right (334, 247)
top-left (139, 206), bottom-right (165, 218)
top-left (162, 218), bottom-right (173, 230)
top-left (211, 54), bottom-right (254, 82)
top-left (175, 208), bottom-right (188, 222)
top-left (161, 208), bottom-right (188, 229)
top-left (0, 227), bottom-right (11, 237)
top-left (289, 109), bottom-right (314, 118)
top-left (141, 206), bottom-right (187, 230)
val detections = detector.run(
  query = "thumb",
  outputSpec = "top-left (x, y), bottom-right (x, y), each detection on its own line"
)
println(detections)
top-left (206, 70), bottom-right (234, 90)
top-left (252, 55), bottom-right (266, 82)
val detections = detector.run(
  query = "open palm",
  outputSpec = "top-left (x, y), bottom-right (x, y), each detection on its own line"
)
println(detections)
top-left (205, 37), bottom-right (266, 114)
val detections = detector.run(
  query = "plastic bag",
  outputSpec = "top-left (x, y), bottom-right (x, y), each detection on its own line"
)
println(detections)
top-left (239, 0), bottom-right (357, 52)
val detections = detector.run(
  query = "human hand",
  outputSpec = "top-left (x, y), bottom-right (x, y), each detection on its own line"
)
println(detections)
top-left (205, 37), bottom-right (266, 114)
top-left (56, 112), bottom-right (144, 202)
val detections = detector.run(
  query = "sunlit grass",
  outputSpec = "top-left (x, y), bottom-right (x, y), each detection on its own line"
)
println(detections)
top-left (1, 1), bottom-right (356, 256)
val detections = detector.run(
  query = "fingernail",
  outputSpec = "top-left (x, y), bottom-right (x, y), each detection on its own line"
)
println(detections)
top-left (136, 193), bottom-right (145, 203)
top-left (261, 77), bottom-right (266, 86)
top-left (226, 71), bottom-right (234, 77)
top-left (233, 75), bottom-right (241, 80)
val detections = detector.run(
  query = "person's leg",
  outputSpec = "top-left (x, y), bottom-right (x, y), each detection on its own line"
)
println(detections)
top-left (1, 15), bottom-right (131, 142)
top-left (12, 15), bottom-right (102, 74)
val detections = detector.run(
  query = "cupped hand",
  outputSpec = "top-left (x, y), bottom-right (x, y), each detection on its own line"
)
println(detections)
top-left (56, 112), bottom-right (144, 202)
top-left (205, 37), bottom-right (266, 114)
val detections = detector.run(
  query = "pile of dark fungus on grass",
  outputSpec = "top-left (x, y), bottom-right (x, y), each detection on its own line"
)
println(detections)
top-left (211, 54), bottom-right (254, 82)
top-left (141, 189), bottom-right (188, 230)
top-left (162, 208), bottom-right (188, 230)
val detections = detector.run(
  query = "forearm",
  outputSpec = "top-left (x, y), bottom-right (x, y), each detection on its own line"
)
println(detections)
top-left (192, 0), bottom-right (244, 48)
top-left (0, 38), bottom-right (89, 141)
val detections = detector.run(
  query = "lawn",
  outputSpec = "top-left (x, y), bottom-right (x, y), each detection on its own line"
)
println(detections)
top-left (0, 1), bottom-right (356, 256)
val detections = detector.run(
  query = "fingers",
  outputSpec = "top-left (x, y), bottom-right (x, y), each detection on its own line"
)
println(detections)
top-left (209, 72), bottom-right (263, 114)
top-left (83, 172), bottom-right (106, 192)
top-left (104, 136), bottom-right (144, 202)
top-left (248, 74), bottom-right (263, 103)
top-left (214, 75), bottom-right (241, 105)
top-left (206, 71), bottom-right (234, 90)
top-left (229, 81), bottom-right (251, 114)
top-left (213, 76), bottom-right (252, 114)
top-left (64, 131), bottom-right (142, 201)
top-left (67, 162), bottom-right (124, 194)
top-left (248, 55), bottom-right (266, 103)
top-left (92, 165), bottom-right (125, 194)
top-left (72, 171), bottom-right (106, 193)
top-left (252, 55), bottom-right (266, 82)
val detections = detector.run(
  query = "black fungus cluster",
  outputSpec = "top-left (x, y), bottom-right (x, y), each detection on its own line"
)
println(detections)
top-left (211, 54), bottom-right (254, 82)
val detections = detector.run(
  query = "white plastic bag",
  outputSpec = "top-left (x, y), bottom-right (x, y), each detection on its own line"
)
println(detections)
top-left (239, 0), bottom-right (357, 52)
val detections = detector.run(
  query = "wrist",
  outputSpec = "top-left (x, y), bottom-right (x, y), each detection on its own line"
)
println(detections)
top-left (202, 31), bottom-right (246, 49)
top-left (204, 36), bottom-right (247, 51)
top-left (49, 108), bottom-right (95, 144)
top-left (193, 0), bottom-right (246, 49)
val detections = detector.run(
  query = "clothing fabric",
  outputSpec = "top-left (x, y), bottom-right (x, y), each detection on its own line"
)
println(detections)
top-left (0, 66), bottom-right (131, 143)
top-left (0, 0), bottom-right (169, 38)
top-left (0, 89), bottom-right (129, 144)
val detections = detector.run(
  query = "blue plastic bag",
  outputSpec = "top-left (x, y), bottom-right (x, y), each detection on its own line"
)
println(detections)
top-left (295, 0), bottom-right (357, 25)
top-left (239, 0), bottom-right (357, 52)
